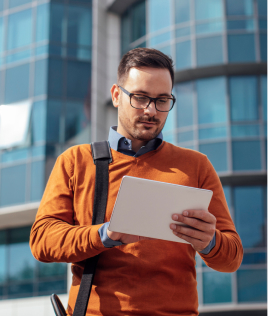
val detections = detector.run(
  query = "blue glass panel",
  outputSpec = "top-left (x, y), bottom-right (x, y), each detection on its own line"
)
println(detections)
top-left (177, 130), bottom-right (194, 143)
top-left (0, 17), bottom-right (3, 54)
top-left (234, 186), bottom-right (265, 248)
top-left (158, 45), bottom-right (171, 56)
top-left (237, 269), bottom-right (267, 302)
top-left (228, 34), bottom-right (256, 62)
top-left (0, 0), bottom-right (3, 11)
top-left (121, 11), bottom-right (131, 54)
top-left (175, 26), bottom-right (191, 38)
top-left (66, 61), bottom-right (91, 99)
top-left (203, 270), bottom-right (232, 304)
top-left (131, 1), bottom-right (146, 42)
top-left (34, 59), bottom-right (48, 96)
top-left (223, 186), bottom-right (231, 209)
top-left (50, 3), bottom-right (65, 43)
top-left (36, 4), bottom-right (49, 42)
top-left (199, 126), bottom-right (227, 140)
top-left (196, 21), bottom-right (224, 34)
top-left (196, 36), bottom-right (223, 66)
top-left (176, 81), bottom-right (194, 127)
top-left (226, 0), bottom-right (253, 16)
top-left (35, 45), bottom-right (48, 56)
top-left (258, 19), bottom-right (267, 30)
top-left (197, 77), bottom-right (227, 124)
top-left (199, 142), bottom-right (227, 172)
top-left (176, 41), bottom-right (192, 70)
top-left (48, 59), bottom-right (63, 97)
top-left (8, 283), bottom-right (33, 298)
top-left (148, 0), bottom-right (171, 33)
top-left (232, 141), bottom-right (262, 170)
top-left (261, 76), bottom-right (267, 121)
top-left (31, 160), bottom-right (45, 201)
top-left (9, 0), bottom-right (31, 9)
top-left (7, 9), bottom-right (32, 50)
top-left (195, 0), bottom-right (223, 20)
top-left (32, 100), bottom-right (46, 143)
top-left (67, 47), bottom-right (91, 61)
top-left (0, 244), bottom-right (6, 284)
top-left (5, 63), bottom-right (30, 104)
top-left (163, 111), bottom-right (176, 143)
top-left (242, 252), bottom-right (266, 264)
top-left (67, 5), bottom-right (92, 47)
top-left (46, 100), bottom-right (62, 143)
top-left (6, 49), bottom-right (31, 64)
top-left (1, 148), bottom-right (29, 163)
top-left (260, 33), bottom-right (267, 61)
top-left (0, 164), bottom-right (26, 206)
top-left (38, 262), bottom-right (67, 277)
top-left (175, 0), bottom-right (190, 23)
top-left (231, 124), bottom-right (260, 137)
top-left (38, 279), bottom-right (66, 294)
top-left (32, 146), bottom-right (45, 157)
top-left (49, 45), bottom-right (62, 56)
top-left (150, 31), bottom-right (171, 46)
top-left (229, 76), bottom-right (258, 121)
top-left (227, 19), bottom-right (254, 30)
top-left (258, 0), bottom-right (267, 16)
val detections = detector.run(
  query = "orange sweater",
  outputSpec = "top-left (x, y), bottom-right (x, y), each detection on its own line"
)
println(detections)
top-left (30, 142), bottom-right (243, 316)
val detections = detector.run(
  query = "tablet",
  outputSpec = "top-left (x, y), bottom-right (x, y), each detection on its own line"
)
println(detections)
top-left (108, 176), bottom-right (213, 244)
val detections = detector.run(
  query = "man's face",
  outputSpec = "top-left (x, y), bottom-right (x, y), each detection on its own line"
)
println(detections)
top-left (111, 67), bottom-right (172, 146)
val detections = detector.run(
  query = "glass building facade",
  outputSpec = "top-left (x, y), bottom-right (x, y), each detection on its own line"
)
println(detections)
top-left (121, 0), bottom-right (267, 311)
top-left (0, 0), bottom-right (92, 300)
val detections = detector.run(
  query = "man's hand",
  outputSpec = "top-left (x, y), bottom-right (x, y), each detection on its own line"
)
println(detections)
top-left (170, 210), bottom-right (216, 252)
top-left (107, 228), bottom-right (151, 244)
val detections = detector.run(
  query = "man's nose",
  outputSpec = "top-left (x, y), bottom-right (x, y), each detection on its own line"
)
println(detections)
top-left (144, 100), bottom-right (157, 116)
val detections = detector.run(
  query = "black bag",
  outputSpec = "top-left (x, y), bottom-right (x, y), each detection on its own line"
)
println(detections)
top-left (50, 141), bottom-right (112, 316)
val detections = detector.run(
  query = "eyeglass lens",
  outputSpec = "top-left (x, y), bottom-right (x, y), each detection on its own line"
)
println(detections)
top-left (131, 95), bottom-right (173, 112)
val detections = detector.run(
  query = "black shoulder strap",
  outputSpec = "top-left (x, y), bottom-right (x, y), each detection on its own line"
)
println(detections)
top-left (72, 141), bottom-right (112, 316)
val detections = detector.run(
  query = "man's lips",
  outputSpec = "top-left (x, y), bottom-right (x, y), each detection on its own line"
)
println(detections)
top-left (139, 121), bottom-right (156, 126)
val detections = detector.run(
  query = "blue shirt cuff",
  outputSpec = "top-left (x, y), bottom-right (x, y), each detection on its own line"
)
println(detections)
top-left (98, 222), bottom-right (123, 248)
top-left (199, 232), bottom-right (216, 255)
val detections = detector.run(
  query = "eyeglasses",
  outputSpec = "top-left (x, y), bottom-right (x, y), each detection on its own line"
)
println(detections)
top-left (118, 85), bottom-right (176, 112)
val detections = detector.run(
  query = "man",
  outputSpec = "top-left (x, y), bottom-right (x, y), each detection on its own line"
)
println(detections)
top-left (30, 48), bottom-right (243, 316)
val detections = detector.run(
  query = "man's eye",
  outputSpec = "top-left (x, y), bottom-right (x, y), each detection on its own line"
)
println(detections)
top-left (134, 96), bottom-right (147, 102)
top-left (158, 98), bottom-right (168, 103)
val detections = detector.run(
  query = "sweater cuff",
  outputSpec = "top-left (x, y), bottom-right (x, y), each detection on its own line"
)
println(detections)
top-left (199, 232), bottom-right (216, 255)
top-left (98, 222), bottom-right (123, 248)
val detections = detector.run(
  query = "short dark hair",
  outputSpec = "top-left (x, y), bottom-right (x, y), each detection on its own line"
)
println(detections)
top-left (117, 48), bottom-right (174, 87)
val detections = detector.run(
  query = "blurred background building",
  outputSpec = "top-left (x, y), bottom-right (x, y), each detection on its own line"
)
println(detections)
top-left (0, 0), bottom-right (266, 315)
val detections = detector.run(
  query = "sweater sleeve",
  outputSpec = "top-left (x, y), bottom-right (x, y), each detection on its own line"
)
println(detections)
top-left (29, 152), bottom-right (108, 263)
top-left (198, 156), bottom-right (243, 272)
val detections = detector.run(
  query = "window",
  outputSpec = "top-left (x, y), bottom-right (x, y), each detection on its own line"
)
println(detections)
top-left (226, 0), bottom-right (253, 16)
top-left (8, 0), bottom-right (31, 9)
top-left (7, 9), bottom-right (32, 50)
top-left (196, 36), bottom-right (223, 66)
top-left (34, 59), bottom-right (48, 96)
top-left (150, 31), bottom-right (171, 46)
top-left (48, 58), bottom-right (63, 97)
top-left (176, 82), bottom-right (194, 127)
top-left (31, 160), bottom-right (45, 201)
top-left (231, 124), bottom-right (260, 137)
top-left (5, 64), bottom-right (30, 104)
top-left (32, 101), bottom-right (46, 143)
top-left (195, 21), bottom-right (224, 34)
top-left (229, 76), bottom-right (258, 121)
top-left (197, 77), bottom-right (227, 124)
top-left (36, 3), bottom-right (49, 43)
top-left (227, 19), bottom-right (254, 30)
top-left (260, 33), bottom-right (267, 61)
top-left (199, 142), bottom-right (228, 172)
top-left (0, 17), bottom-right (3, 54)
top-left (261, 76), bottom-right (267, 121)
top-left (195, 0), bottom-right (223, 20)
top-left (232, 140), bottom-right (262, 170)
top-left (176, 40), bottom-right (192, 70)
top-left (148, 0), bottom-right (171, 33)
top-left (257, 0), bottom-right (267, 16)
top-left (50, 3), bottom-right (65, 43)
top-left (175, 0), bottom-right (190, 24)
top-left (46, 100), bottom-right (62, 143)
top-left (199, 126), bottom-right (227, 140)
top-left (228, 34), bottom-right (256, 62)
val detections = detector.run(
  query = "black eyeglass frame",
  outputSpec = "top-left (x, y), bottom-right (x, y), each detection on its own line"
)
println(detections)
top-left (118, 85), bottom-right (176, 112)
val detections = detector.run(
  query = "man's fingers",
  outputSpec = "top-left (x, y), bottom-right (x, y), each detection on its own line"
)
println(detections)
top-left (170, 223), bottom-right (211, 243)
top-left (172, 230), bottom-right (207, 251)
top-left (172, 214), bottom-right (215, 233)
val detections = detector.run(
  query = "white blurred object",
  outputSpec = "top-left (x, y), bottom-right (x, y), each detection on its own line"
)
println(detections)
top-left (0, 100), bottom-right (32, 149)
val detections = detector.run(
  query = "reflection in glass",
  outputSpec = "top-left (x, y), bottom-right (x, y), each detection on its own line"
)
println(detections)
top-left (227, 19), bottom-right (254, 30)
top-left (36, 4), bottom-right (49, 42)
top-left (228, 34), bottom-right (255, 62)
top-left (67, 5), bottom-right (92, 47)
top-left (50, 3), bottom-right (65, 43)
top-left (0, 164), bottom-right (26, 206)
top-left (8, 0), bottom-right (31, 9)
top-left (158, 45), bottom-right (171, 56)
top-left (31, 160), bottom-right (45, 201)
top-left (231, 124), bottom-right (260, 137)
top-left (234, 186), bottom-right (265, 248)
top-left (226, 0), bottom-right (253, 16)
top-left (131, 1), bottom-right (146, 42)
top-left (34, 59), bottom-right (48, 96)
top-left (232, 141), bottom-right (262, 171)
top-left (38, 262), bottom-right (67, 278)
top-left (259, 19), bottom-right (267, 30)
top-left (175, 26), bottom-right (191, 38)
top-left (48, 59), bottom-right (63, 97)
top-left (199, 126), bottom-right (227, 140)
top-left (47, 100), bottom-right (62, 143)
top-left (148, 0), bottom-right (171, 32)
top-left (237, 269), bottom-right (267, 302)
top-left (38, 279), bottom-right (66, 294)
top-left (195, 0), bottom-right (223, 20)
top-left (242, 252), bottom-right (266, 265)
top-left (203, 270), bottom-right (232, 304)
top-left (8, 283), bottom-right (33, 298)
top-left (197, 77), bottom-right (227, 124)
top-left (150, 31), bottom-right (171, 46)
top-left (195, 21), bottom-right (223, 34)
top-left (261, 76), bottom-right (267, 120)
top-left (32, 101), bottom-right (46, 143)
top-left (257, 0), bottom-right (267, 16)
top-left (260, 33), bottom-right (267, 61)
top-left (67, 47), bottom-right (91, 61)
top-left (199, 142), bottom-right (227, 172)
top-left (222, 186), bottom-right (231, 209)
top-left (175, 0), bottom-right (190, 24)
top-left (1, 148), bottom-right (28, 163)
top-left (6, 49), bottom-right (31, 64)
top-left (176, 81), bottom-right (194, 127)
top-left (177, 130), bottom-right (194, 143)
top-left (196, 36), bottom-right (223, 66)
top-left (7, 9), bottom-right (32, 50)
top-left (35, 45), bottom-right (48, 56)
top-left (5, 64), bottom-right (30, 104)
top-left (229, 76), bottom-right (258, 121)
top-left (176, 40), bottom-right (192, 70)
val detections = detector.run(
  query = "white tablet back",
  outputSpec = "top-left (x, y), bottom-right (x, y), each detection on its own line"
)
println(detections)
top-left (108, 176), bottom-right (213, 244)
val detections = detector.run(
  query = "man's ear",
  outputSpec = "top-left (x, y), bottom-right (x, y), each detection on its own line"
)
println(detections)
top-left (111, 84), bottom-right (120, 108)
